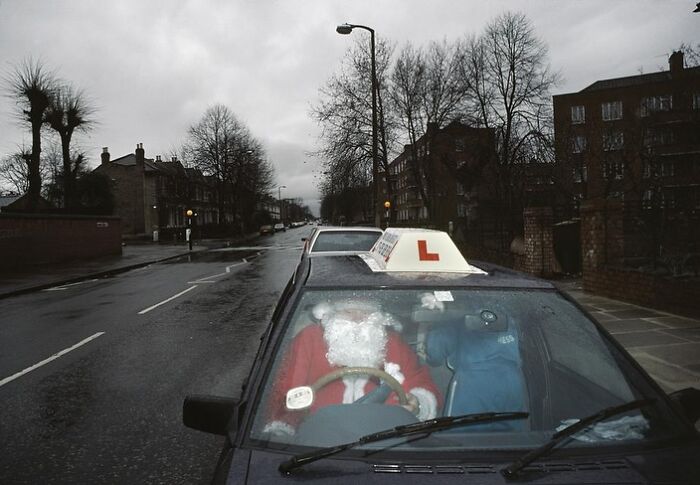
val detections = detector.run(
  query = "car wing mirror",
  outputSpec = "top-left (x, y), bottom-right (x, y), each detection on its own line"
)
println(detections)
top-left (668, 387), bottom-right (700, 424)
top-left (183, 394), bottom-right (240, 436)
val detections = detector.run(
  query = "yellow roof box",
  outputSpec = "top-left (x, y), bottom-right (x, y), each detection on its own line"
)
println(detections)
top-left (360, 228), bottom-right (486, 274)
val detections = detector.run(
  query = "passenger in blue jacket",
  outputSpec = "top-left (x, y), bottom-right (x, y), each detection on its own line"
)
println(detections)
top-left (424, 294), bottom-right (528, 431)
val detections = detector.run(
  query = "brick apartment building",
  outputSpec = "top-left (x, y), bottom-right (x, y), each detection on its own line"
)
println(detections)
top-left (553, 51), bottom-right (700, 264)
top-left (93, 144), bottom-right (219, 235)
top-left (386, 121), bottom-right (495, 238)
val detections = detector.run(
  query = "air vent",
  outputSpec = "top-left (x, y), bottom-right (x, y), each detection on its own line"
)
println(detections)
top-left (372, 460), bottom-right (629, 474)
top-left (372, 464), bottom-right (496, 474)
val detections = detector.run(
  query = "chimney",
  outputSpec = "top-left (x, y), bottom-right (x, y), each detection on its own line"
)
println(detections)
top-left (669, 51), bottom-right (684, 76)
top-left (155, 155), bottom-right (162, 162)
top-left (171, 156), bottom-right (177, 162)
top-left (426, 122), bottom-right (440, 135)
top-left (101, 147), bottom-right (110, 165)
top-left (135, 143), bottom-right (145, 169)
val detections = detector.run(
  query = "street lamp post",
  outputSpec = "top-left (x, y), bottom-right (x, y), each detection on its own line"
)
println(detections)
top-left (336, 22), bottom-right (379, 227)
top-left (278, 185), bottom-right (286, 224)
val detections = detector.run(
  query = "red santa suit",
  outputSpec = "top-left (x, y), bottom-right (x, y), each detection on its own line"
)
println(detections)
top-left (265, 323), bottom-right (441, 435)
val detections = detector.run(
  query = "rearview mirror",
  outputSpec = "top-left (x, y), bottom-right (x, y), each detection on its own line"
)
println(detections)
top-left (183, 394), bottom-right (240, 435)
top-left (668, 387), bottom-right (700, 424)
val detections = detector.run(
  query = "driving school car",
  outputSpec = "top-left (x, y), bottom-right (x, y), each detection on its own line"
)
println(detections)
top-left (184, 228), bottom-right (700, 484)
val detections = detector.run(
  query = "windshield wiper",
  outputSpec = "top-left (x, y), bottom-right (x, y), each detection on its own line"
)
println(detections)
top-left (279, 411), bottom-right (528, 474)
top-left (501, 398), bottom-right (654, 480)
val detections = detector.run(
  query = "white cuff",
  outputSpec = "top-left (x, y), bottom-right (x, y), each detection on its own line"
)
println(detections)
top-left (262, 420), bottom-right (295, 436)
top-left (410, 387), bottom-right (438, 420)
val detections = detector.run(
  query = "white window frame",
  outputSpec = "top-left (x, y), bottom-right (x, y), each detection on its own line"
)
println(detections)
top-left (572, 135), bottom-right (587, 154)
top-left (571, 105), bottom-right (585, 124)
top-left (641, 95), bottom-right (673, 117)
top-left (601, 101), bottom-right (623, 121)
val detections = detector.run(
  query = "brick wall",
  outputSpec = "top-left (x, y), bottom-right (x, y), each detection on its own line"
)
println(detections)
top-left (581, 198), bottom-right (700, 318)
top-left (0, 214), bottom-right (122, 269)
top-left (518, 207), bottom-right (555, 276)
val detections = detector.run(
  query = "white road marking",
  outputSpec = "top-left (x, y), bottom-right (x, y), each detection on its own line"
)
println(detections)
top-left (138, 285), bottom-right (198, 314)
top-left (43, 279), bottom-right (99, 291)
top-left (187, 260), bottom-right (248, 284)
top-left (0, 332), bottom-right (105, 388)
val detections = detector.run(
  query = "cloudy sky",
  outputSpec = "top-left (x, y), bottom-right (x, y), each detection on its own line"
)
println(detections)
top-left (0, 0), bottom-right (697, 215)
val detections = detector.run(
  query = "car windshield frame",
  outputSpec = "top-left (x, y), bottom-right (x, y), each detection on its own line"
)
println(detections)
top-left (241, 285), bottom-right (690, 457)
top-left (309, 229), bottom-right (382, 253)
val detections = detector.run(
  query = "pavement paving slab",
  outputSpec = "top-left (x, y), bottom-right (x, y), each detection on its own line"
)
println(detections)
top-left (612, 331), bottom-right (689, 348)
top-left (588, 311), bottom-right (618, 322)
top-left (607, 308), bottom-right (667, 319)
top-left (660, 328), bottom-right (700, 342)
top-left (628, 350), bottom-right (700, 392)
top-left (601, 319), bottom-right (667, 334)
top-left (640, 342), bottom-right (700, 369)
top-left (648, 316), bottom-right (700, 329)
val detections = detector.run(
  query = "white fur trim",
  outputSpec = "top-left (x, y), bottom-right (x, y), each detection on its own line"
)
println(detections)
top-left (312, 302), bottom-right (333, 321)
top-left (341, 376), bottom-right (369, 403)
top-left (410, 387), bottom-right (438, 420)
top-left (262, 421), bottom-right (295, 436)
top-left (383, 362), bottom-right (405, 384)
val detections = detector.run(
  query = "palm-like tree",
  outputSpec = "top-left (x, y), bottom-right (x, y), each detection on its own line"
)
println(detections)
top-left (45, 84), bottom-right (95, 209)
top-left (5, 58), bottom-right (56, 211)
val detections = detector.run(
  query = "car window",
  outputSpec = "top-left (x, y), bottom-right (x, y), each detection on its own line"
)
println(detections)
top-left (311, 231), bottom-right (381, 252)
top-left (249, 288), bottom-right (683, 452)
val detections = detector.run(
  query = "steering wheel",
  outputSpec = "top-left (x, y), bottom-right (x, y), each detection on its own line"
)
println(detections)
top-left (310, 367), bottom-right (409, 405)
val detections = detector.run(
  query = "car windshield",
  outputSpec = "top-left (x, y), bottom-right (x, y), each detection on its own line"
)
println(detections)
top-left (311, 231), bottom-right (382, 252)
top-left (249, 288), bottom-right (684, 452)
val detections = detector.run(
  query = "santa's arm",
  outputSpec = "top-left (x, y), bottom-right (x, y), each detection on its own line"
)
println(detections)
top-left (385, 335), bottom-right (442, 420)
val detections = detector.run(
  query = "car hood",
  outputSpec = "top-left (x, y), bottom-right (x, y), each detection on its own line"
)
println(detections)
top-left (230, 442), bottom-right (700, 484)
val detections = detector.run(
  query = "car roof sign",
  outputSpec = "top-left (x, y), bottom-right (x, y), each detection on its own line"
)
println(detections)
top-left (360, 228), bottom-right (487, 274)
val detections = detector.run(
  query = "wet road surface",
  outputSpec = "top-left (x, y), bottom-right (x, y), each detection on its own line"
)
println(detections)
top-left (0, 227), bottom-right (310, 484)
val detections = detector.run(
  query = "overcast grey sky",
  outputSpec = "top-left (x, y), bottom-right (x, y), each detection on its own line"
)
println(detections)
top-left (1, 0), bottom-right (697, 215)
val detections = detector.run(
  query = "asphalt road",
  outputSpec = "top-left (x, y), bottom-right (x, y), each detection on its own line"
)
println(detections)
top-left (0, 227), bottom-right (308, 484)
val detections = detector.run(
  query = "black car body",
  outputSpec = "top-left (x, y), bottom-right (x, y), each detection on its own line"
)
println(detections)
top-left (185, 229), bottom-right (700, 484)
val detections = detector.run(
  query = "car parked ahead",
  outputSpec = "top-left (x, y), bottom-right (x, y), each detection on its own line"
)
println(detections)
top-left (259, 224), bottom-right (275, 236)
top-left (274, 223), bottom-right (286, 232)
top-left (184, 228), bottom-right (700, 484)
top-left (301, 226), bottom-right (383, 255)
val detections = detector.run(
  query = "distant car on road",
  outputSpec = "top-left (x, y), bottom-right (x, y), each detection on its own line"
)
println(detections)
top-left (274, 223), bottom-right (286, 232)
top-left (302, 226), bottom-right (383, 256)
top-left (259, 224), bottom-right (275, 236)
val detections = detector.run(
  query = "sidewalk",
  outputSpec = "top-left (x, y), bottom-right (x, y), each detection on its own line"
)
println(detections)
top-left (554, 278), bottom-right (700, 393)
top-left (0, 241), bottom-right (218, 299)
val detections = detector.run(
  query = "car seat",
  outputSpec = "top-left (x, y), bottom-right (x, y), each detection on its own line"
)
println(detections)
top-left (425, 307), bottom-right (528, 431)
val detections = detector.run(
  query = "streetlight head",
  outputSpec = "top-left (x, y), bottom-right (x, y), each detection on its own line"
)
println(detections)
top-left (336, 23), bottom-right (353, 35)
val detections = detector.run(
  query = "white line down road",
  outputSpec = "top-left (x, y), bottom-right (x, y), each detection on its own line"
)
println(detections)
top-left (138, 285), bottom-right (199, 315)
top-left (0, 332), bottom-right (106, 388)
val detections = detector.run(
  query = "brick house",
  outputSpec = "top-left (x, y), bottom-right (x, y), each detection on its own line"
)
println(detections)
top-left (93, 144), bottom-right (219, 236)
top-left (553, 51), bottom-right (700, 267)
top-left (385, 121), bottom-right (495, 239)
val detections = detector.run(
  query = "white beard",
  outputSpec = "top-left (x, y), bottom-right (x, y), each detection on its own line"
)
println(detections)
top-left (323, 312), bottom-right (388, 368)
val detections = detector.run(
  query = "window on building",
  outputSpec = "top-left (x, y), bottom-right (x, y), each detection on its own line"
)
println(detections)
top-left (455, 139), bottom-right (465, 152)
top-left (572, 135), bottom-right (587, 153)
top-left (603, 161), bottom-right (624, 180)
top-left (603, 131), bottom-right (624, 151)
top-left (456, 183), bottom-right (465, 196)
top-left (642, 189), bottom-right (654, 209)
top-left (571, 105), bottom-right (585, 124)
top-left (572, 163), bottom-right (588, 183)
top-left (693, 93), bottom-right (700, 110)
top-left (601, 101), bottom-right (623, 121)
top-left (644, 127), bottom-right (674, 147)
top-left (661, 161), bottom-right (675, 177)
top-left (457, 203), bottom-right (467, 217)
top-left (643, 161), bottom-right (651, 179)
top-left (641, 94), bottom-right (672, 117)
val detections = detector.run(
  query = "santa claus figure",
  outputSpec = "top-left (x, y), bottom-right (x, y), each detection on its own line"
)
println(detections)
top-left (263, 299), bottom-right (441, 436)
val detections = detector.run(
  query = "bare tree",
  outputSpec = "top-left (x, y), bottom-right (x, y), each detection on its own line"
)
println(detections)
top-left (312, 37), bottom-right (395, 223)
top-left (0, 149), bottom-right (33, 194)
top-left (462, 12), bottom-right (559, 243)
top-left (45, 83), bottom-right (95, 209)
top-left (186, 104), bottom-right (273, 230)
top-left (4, 58), bottom-right (57, 210)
